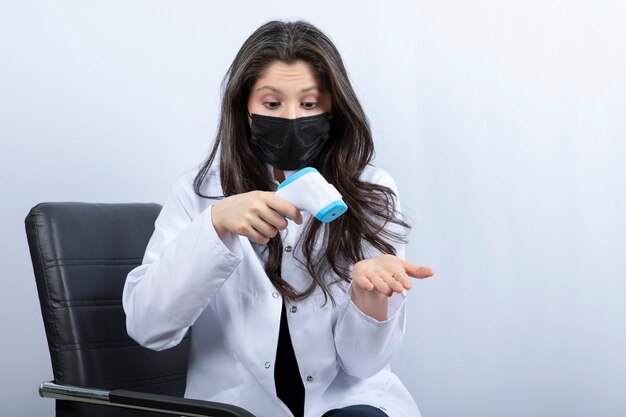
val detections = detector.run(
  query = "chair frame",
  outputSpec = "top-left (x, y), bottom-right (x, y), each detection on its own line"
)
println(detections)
top-left (39, 382), bottom-right (253, 417)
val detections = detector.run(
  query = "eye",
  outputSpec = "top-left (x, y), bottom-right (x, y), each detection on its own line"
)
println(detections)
top-left (301, 102), bottom-right (318, 110)
top-left (263, 101), bottom-right (281, 110)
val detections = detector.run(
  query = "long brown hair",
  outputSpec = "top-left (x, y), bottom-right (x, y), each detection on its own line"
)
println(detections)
top-left (194, 20), bottom-right (410, 303)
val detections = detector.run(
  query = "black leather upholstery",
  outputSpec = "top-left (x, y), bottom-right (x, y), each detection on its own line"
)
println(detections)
top-left (26, 202), bottom-right (191, 417)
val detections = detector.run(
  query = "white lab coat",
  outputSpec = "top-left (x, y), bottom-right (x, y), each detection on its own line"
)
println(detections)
top-left (122, 163), bottom-right (421, 417)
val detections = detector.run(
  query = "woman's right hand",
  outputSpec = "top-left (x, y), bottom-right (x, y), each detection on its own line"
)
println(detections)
top-left (211, 191), bottom-right (303, 244)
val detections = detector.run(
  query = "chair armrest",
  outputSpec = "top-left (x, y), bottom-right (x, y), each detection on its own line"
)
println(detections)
top-left (40, 382), bottom-right (256, 417)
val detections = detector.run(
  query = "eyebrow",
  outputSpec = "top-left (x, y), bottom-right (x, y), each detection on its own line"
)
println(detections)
top-left (256, 85), bottom-right (321, 94)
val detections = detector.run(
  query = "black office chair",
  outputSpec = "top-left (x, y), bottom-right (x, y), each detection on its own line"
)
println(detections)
top-left (25, 202), bottom-right (255, 417)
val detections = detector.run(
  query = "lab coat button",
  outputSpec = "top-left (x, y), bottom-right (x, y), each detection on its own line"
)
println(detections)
top-left (284, 245), bottom-right (293, 253)
top-left (306, 375), bottom-right (314, 383)
top-left (272, 292), bottom-right (279, 299)
top-left (265, 361), bottom-right (271, 369)
top-left (290, 306), bottom-right (298, 313)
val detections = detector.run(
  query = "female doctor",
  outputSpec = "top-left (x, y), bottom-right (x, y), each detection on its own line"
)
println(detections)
top-left (122, 20), bottom-right (434, 417)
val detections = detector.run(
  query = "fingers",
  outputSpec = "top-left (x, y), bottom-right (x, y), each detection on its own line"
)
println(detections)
top-left (402, 261), bottom-right (434, 279)
top-left (393, 269), bottom-right (412, 290)
top-left (216, 191), bottom-right (304, 243)
top-left (363, 270), bottom-right (404, 297)
top-left (258, 207), bottom-right (289, 231)
top-left (353, 270), bottom-right (375, 291)
top-left (248, 217), bottom-right (279, 244)
top-left (247, 227), bottom-right (272, 244)
top-left (367, 271), bottom-right (392, 296)
top-left (352, 256), bottom-right (434, 299)
top-left (380, 270), bottom-right (405, 293)
top-left (266, 195), bottom-right (304, 224)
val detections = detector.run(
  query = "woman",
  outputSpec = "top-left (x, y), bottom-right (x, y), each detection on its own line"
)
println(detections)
top-left (123, 20), bottom-right (434, 417)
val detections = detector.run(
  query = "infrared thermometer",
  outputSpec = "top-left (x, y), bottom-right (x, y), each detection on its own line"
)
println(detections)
top-left (276, 167), bottom-right (348, 222)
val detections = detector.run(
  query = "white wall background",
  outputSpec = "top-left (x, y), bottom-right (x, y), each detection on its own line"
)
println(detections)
top-left (1, 1), bottom-right (625, 416)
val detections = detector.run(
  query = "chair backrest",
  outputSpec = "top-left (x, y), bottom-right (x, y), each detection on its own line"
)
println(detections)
top-left (25, 202), bottom-right (191, 417)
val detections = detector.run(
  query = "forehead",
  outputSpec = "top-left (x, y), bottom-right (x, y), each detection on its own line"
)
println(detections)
top-left (252, 60), bottom-right (320, 91)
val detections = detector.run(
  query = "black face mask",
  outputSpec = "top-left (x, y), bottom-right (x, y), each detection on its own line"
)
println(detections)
top-left (249, 112), bottom-right (331, 171)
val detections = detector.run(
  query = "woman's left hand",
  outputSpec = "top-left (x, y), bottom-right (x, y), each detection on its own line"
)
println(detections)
top-left (352, 254), bottom-right (434, 297)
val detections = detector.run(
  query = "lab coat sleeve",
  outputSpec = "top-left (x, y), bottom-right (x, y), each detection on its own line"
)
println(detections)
top-left (122, 172), bottom-right (242, 351)
top-left (334, 169), bottom-right (409, 379)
